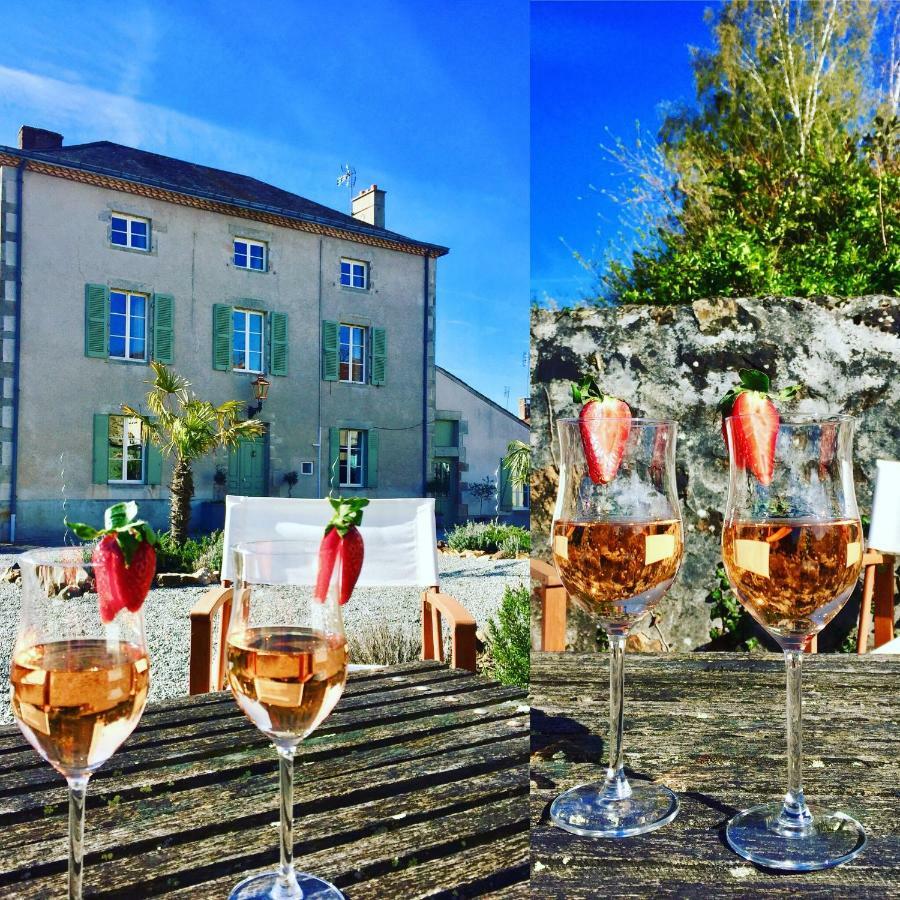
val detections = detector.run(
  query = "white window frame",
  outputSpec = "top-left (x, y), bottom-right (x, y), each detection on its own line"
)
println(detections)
top-left (512, 481), bottom-right (529, 510)
top-left (300, 461), bottom-right (314, 476)
top-left (339, 429), bottom-right (366, 488)
top-left (232, 309), bottom-right (265, 373)
top-left (110, 213), bottom-right (150, 251)
top-left (340, 257), bottom-right (368, 289)
top-left (108, 290), bottom-right (148, 362)
top-left (108, 415), bottom-right (145, 484)
top-left (339, 324), bottom-right (367, 384)
top-left (234, 238), bottom-right (267, 272)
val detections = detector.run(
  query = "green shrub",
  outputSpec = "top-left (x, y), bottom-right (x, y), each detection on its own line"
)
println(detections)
top-left (484, 582), bottom-right (530, 687)
top-left (446, 520), bottom-right (531, 557)
top-left (156, 530), bottom-right (224, 574)
top-left (706, 564), bottom-right (759, 651)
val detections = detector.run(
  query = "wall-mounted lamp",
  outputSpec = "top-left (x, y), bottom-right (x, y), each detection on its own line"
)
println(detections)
top-left (247, 374), bottom-right (270, 417)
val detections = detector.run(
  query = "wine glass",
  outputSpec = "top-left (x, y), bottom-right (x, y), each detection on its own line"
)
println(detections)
top-left (550, 418), bottom-right (684, 837)
top-left (226, 540), bottom-right (349, 900)
top-left (10, 547), bottom-right (150, 899)
top-left (722, 414), bottom-right (867, 870)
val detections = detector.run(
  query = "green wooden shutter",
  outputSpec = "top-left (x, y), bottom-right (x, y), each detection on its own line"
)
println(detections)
top-left (84, 284), bottom-right (109, 359)
top-left (322, 321), bottom-right (339, 381)
top-left (213, 304), bottom-right (232, 371)
top-left (366, 430), bottom-right (379, 489)
top-left (152, 294), bottom-right (174, 364)
top-left (269, 311), bottom-right (288, 376)
top-left (499, 466), bottom-right (513, 511)
top-left (328, 427), bottom-right (341, 489)
top-left (145, 418), bottom-right (163, 485)
top-left (92, 414), bottom-right (109, 483)
top-left (371, 327), bottom-right (387, 385)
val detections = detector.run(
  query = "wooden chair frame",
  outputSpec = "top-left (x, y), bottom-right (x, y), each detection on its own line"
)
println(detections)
top-left (531, 558), bottom-right (567, 651)
top-left (189, 582), bottom-right (478, 694)
top-left (857, 550), bottom-right (896, 653)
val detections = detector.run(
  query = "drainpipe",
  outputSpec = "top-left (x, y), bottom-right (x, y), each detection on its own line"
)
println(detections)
top-left (8, 162), bottom-right (24, 543)
top-left (421, 255), bottom-right (430, 494)
top-left (316, 238), bottom-right (323, 498)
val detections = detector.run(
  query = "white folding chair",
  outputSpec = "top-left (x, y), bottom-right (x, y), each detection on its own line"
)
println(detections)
top-left (857, 460), bottom-right (900, 653)
top-left (188, 496), bottom-right (476, 693)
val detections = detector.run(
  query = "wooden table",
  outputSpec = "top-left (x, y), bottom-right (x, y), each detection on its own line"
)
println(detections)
top-left (531, 652), bottom-right (900, 897)
top-left (0, 661), bottom-right (529, 898)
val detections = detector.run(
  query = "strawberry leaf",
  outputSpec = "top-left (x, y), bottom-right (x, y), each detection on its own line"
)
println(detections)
top-left (104, 502), bottom-right (137, 531)
top-left (778, 384), bottom-right (803, 401)
top-left (571, 376), bottom-right (602, 405)
top-left (116, 530), bottom-right (140, 566)
top-left (738, 369), bottom-right (770, 393)
top-left (66, 520), bottom-right (99, 541)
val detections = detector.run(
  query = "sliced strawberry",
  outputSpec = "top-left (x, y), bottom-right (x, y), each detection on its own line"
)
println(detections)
top-left (314, 495), bottom-right (369, 604)
top-left (572, 378), bottom-right (631, 484)
top-left (717, 369), bottom-right (801, 485)
top-left (730, 391), bottom-right (779, 486)
top-left (315, 527), bottom-right (340, 601)
top-left (339, 526), bottom-right (365, 605)
top-left (67, 502), bottom-right (159, 623)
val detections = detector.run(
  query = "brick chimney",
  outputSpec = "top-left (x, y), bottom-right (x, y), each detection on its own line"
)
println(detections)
top-left (518, 397), bottom-right (531, 424)
top-left (18, 126), bottom-right (63, 151)
top-left (351, 184), bottom-right (386, 229)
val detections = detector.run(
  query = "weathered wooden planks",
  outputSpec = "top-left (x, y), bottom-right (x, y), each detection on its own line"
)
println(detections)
top-left (530, 651), bottom-right (900, 897)
top-left (0, 661), bottom-right (529, 898)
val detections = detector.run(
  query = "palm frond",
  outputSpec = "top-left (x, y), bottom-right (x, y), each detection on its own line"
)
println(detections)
top-left (503, 439), bottom-right (531, 487)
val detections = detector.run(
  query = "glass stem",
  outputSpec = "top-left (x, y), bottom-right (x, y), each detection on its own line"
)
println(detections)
top-left (275, 745), bottom-right (302, 899)
top-left (778, 649), bottom-right (813, 832)
top-left (67, 775), bottom-right (88, 900)
top-left (602, 634), bottom-right (631, 800)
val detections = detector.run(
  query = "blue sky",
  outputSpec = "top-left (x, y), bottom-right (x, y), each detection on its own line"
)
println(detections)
top-left (531, 1), bottom-right (715, 304)
top-left (0, 0), bottom-right (529, 407)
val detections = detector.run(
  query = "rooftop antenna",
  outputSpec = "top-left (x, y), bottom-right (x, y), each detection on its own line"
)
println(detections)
top-left (337, 164), bottom-right (357, 214)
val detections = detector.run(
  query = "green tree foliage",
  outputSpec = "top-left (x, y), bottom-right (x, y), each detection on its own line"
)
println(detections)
top-left (599, 0), bottom-right (900, 303)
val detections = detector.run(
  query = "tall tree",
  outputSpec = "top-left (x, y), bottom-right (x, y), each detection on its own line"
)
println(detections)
top-left (123, 363), bottom-right (266, 543)
top-left (599, 0), bottom-right (899, 303)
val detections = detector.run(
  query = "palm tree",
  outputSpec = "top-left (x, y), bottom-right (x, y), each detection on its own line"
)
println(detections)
top-left (123, 362), bottom-right (266, 543)
top-left (502, 439), bottom-right (530, 487)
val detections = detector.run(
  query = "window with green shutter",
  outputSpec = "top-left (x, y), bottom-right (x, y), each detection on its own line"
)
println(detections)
top-left (322, 320), bottom-right (339, 381)
top-left (371, 327), bottom-right (387, 385)
top-left (328, 427), bottom-right (341, 489)
top-left (269, 311), bottom-right (288, 376)
top-left (92, 414), bottom-right (109, 483)
top-left (152, 294), bottom-right (174, 364)
top-left (85, 284), bottom-right (109, 358)
top-left (213, 304), bottom-right (233, 371)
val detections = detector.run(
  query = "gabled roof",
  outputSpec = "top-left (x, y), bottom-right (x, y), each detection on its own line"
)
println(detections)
top-left (0, 141), bottom-right (448, 257)
top-left (436, 366), bottom-right (528, 427)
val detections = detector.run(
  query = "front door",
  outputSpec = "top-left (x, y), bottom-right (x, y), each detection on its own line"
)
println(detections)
top-left (432, 457), bottom-right (458, 526)
top-left (228, 432), bottom-right (268, 496)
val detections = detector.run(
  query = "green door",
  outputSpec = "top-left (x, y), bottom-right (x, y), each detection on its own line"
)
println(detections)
top-left (228, 433), bottom-right (268, 496)
top-left (432, 457), bottom-right (458, 526)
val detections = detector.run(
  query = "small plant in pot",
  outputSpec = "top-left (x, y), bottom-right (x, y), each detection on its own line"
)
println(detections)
top-left (283, 470), bottom-right (299, 497)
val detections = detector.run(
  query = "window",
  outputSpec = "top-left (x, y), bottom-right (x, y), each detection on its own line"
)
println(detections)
top-left (234, 238), bottom-right (267, 271)
top-left (232, 309), bottom-right (264, 372)
top-left (339, 429), bottom-right (366, 487)
top-left (340, 258), bottom-right (368, 289)
top-left (110, 213), bottom-right (149, 251)
top-left (512, 481), bottom-right (530, 510)
top-left (108, 415), bottom-right (145, 483)
top-left (339, 324), bottom-right (367, 383)
top-left (300, 461), bottom-right (314, 475)
top-left (109, 291), bottom-right (147, 360)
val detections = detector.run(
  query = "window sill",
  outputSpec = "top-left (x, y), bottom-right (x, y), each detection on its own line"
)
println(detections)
top-left (339, 285), bottom-right (371, 294)
top-left (232, 368), bottom-right (265, 376)
top-left (109, 244), bottom-right (151, 255)
top-left (108, 356), bottom-right (149, 365)
top-left (232, 265), bottom-right (269, 274)
top-left (107, 482), bottom-right (147, 488)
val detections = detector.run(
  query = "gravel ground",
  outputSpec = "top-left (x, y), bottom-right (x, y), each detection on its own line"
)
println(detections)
top-left (0, 548), bottom-right (526, 725)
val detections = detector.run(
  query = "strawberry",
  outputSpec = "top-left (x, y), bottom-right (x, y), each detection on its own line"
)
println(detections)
top-left (718, 369), bottom-right (801, 486)
top-left (572, 376), bottom-right (632, 484)
top-left (67, 502), bottom-right (159, 623)
top-left (314, 495), bottom-right (369, 604)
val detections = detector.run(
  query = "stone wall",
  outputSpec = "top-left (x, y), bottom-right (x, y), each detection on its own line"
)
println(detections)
top-left (531, 296), bottom-right (900, 652)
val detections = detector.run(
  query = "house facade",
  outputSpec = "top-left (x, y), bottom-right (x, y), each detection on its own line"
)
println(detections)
top-left (0, 126), bottom-right (447, 541)
top-left (434, 366), bottom-right (529, 528)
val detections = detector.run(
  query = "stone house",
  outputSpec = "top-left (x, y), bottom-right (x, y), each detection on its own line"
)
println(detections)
top-left (434, 366), bottom-right (530, 528)
top-left (0, 125), bottom-right (448, 541)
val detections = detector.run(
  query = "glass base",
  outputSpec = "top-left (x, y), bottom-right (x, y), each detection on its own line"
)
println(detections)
top-left (726, 802), bottom-right (867, 871)
top-left (228, 870), bottom-right (345, 899)
top-left (550, 781), bottom-right (679, 838)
